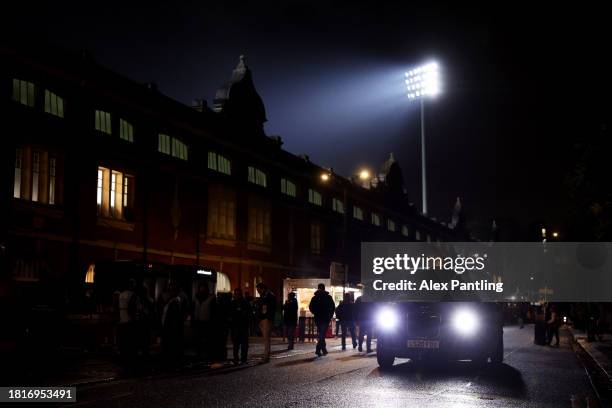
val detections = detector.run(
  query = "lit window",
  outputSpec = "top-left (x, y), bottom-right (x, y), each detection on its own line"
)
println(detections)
top-left (310, 222), bottom-right (322, 255)
top-left (207, 185), bottom-right (236, 239)
top-left (158, 133), bottom-right (171, 154)
top-left (371, 212), bottom-right (381, 226)
top-left (248, 197), bottom-right (271, 245)
top-left (208, 152), bottom-right (231, 175)
top-left (332, 198), bottom-right (344, 214)
top-left (353, 206), bottom-right (364, 220)
top-left (401, 225), bottom-right (409, 237)
top-left (119, 119), bottom-right (134, 142)
top-left (308, 189), bottom-right (322, 206)
top-left (12, 79), bottom-right (35, 107)
top-left (13, 147), bottom-right (60, 205)
top-left (280, 178), bottom-right (296, 197)
top-left (171, 137), bottom-right (188, 160)
top-left (44, 90), bottom-right (64, 118)
top-left (97, 166), bottom-right (133, 220)
top-left (95, 110), bottom-right (112, 134)
top-left (387, 219), bottom-right (396, 232)
top-left (13, 148), bottom-right (22, 199)
top-left (248, 166), bottom-right (267, 187)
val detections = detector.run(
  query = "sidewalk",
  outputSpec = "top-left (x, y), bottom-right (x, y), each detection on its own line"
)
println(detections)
top-left (45, 336), bottom-right (346, 387)
top-left (569, 327), bottom-right (612, 382)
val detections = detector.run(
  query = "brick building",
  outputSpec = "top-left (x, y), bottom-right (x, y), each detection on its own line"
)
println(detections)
top-left (1, 43), bottom-right (466, 302)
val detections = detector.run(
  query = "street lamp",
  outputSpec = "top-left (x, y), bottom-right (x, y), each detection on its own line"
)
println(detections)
top-left (405, 61), bottom-right (441, 215)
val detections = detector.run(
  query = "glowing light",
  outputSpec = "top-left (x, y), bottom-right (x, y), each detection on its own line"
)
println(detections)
top-left (451, 309), bottom-right (479, 336)
top-left (405, 61), bottom-right (441, 100)
top-left (552, 232), bottom-right (559, 238)
top-left (358, 169), bottom-right (370, 180)
top-left (320, 173), bottom-right (330, 182)
top-left (376, 307), bottom-right (400, 331)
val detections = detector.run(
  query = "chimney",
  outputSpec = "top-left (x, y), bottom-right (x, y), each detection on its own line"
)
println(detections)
top-left (192, 99), bottom-right (208, 112)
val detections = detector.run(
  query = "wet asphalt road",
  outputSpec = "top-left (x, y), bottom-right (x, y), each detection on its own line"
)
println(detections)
top-left (70, 326), bottom-right (596, 408)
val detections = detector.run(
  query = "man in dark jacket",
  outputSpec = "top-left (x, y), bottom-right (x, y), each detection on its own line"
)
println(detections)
top-left (309, 283), bottom-right (336, 357)
top-left (355, 296), bottom-right (373, 353)
top-left (256, 282), bottom-right (276, 363)
top-left (336, 293), bottom-right (357, 350)
top-left (230, 288), bottom-right (251, 364)
top-left (283, 292), bottom-right (298, 350)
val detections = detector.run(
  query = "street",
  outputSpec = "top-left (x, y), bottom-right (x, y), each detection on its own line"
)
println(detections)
top-left (70, 326), bottom-right (598, 408)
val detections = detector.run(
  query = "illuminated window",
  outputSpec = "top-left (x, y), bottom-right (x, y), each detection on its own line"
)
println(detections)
top-left (387, 219), bottom-right (396, 232)
top-left (208, 151), bottom-right (231, 175)
top-left (308, 189), bottom-right (322, 206)
top-left (401, 225), bottom-right (409, 237)
top-left (310, 222), bottom-right (322, 255)
top-left (208, 185), bottom-right (236, 239)
top-left (119, 119), bottom-right (134, 142)
top-left (280, 178), bottom-right (296, 197)
top-left (95, 110), bottom-right (112, 134)
top-left (248, 197), bottom-right (271, 245)
top-left (371, 212), bottom-right (381, 226)
top-left (332, 198), bottom-right (344, 214)
top-left (248, 166), bottom-right (267, 187)
top-left (159, 134), bottom-right (188, 161)
top-left (12, 79), bottom-right (35, 107)
top-left (13, 147), bottom-right (60, 205)
top-left (44, 90), bottom-right (64, 118)
top-left (96, 166), bottom-right (133, 220)
top-left (353, 206), bottom-right (364, 220)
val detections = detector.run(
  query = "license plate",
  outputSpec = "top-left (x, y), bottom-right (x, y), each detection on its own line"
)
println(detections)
top-left (407, 339), bottom-right (439, 349)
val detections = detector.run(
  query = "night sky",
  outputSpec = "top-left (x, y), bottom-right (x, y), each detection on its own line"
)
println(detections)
top-left (4, 2), bottom-right (610, 237)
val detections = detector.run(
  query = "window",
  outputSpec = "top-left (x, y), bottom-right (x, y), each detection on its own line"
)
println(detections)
top-left (207, 185), bottom-right (236, 239)
top-left (96, 166), bottom-right (134, 220)
top-left (332, 198), bottom-right (344, 214)
top-left (387, 219), bottom-right (396, 232)
top-left (13, 147), bottom-right (60, 205)
top-left (44, 90), bottom-right (64, 118)
top-left (119, 119), bottom-right (134, 142)
top-left (248, 166), bottom-right (267, 187)
top-left (172, 137), bottom-right (188, 160)
top-left (401, 225), bottom-right (409, 237)
top-left (280, 178), bottom-right (296, 197)
top-left (308, 189), bottom-right (322, 206)
top-left (12, 79), bottom-right (35, 107)
top-left (310, 222), bottom-right (322, 255)
top-left (371, 212), bottom-right (381, 226)
top-left (158, 134), bottom-right (188, 160)
top-left (208, 152), bottom-right (231, 175)
top-left (95, 110), bottom-right (112, 134)
top-left (248, 197), bottom-right (271, 245)
top-left (353, 205), bottom-right (364, 220)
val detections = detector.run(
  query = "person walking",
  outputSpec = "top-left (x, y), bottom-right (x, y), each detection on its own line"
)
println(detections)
top-left (193, 283), bottom-right (215, 361)
top-left (283, 292), bottom-right (298, 350)
top-left (117, 279), bottom-right (138, 365)
top-left (355, 296), bottom-right (373, 353)
top-left (256, 283), bottom-right (276, 363)
top-left (309, 283), bottom-right (336, 357)
top-left (547, 304), bottom-right (560, 347)
top-left (336, 293), bottom-right (357, 351)
top-left (161, 284), bottom-right (184, 367)
top-left (230, 288), bottom-right (251, 365)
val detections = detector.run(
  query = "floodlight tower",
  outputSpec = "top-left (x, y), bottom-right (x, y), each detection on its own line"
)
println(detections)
top-left (405, 61), bottom-right (440, 215)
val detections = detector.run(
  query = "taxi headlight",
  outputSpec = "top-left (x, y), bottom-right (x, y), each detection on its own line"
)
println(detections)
top-left (451, 309), bottom-right (479, 336)
top-left (376, 307), bottom-right (400, 331)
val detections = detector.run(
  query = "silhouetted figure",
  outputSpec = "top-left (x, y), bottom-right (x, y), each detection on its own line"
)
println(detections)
top-left (214, 292), bottom-right (232, 362)
top-left (309, 283), bottom-right (336, 357)
top-left (230, 288), bottom-right (251, 364)
top-left (336, 293), bottom-right (357, 350)
top-left (355, 296), bottom-right (373, 353)
top-left (117, 279), bottom-right (138, 364)
top-left (547, 304), bottom-right (560, 347)
top-left (283, 292), bottom-right (298, 350)
top-left (256, 283), bottom-right (276, 363)
top-left (193, 284), bottom-right (215, 361)
top-left (135, 282), bottom-right (154, 359)
top-left (161, 284), bottom-right (184, 367)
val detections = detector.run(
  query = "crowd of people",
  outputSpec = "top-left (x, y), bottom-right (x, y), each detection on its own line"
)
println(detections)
top-left (115, 280), bottom-right (375, 367)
